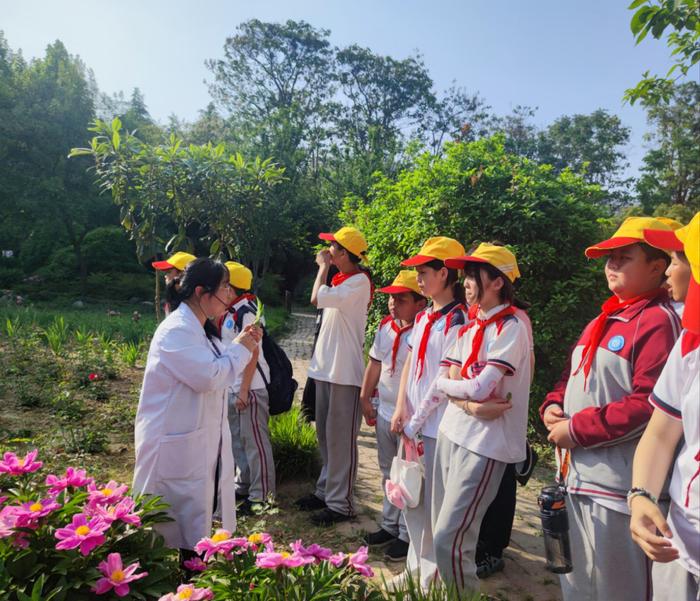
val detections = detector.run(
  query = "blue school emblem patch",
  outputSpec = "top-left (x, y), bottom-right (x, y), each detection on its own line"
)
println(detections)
top-left (607, 335), bottom-right (625, 352)
top-left (225, 319), bottom-right (234, 330)
top-left (434, 319), bottom-right (446, 332)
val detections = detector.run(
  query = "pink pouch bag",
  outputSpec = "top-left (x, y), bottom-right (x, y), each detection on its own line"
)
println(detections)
top-left (385, 436), bottom-right (423, 509)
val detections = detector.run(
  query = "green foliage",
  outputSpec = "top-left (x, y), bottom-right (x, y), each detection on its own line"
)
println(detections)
top-left (42, 317), bottom-right (70, 356)
top-left (345, 136), bottom-right (608, 434)
top-left (270, 406), bottom-right (320, 480)
top-left (637, 82), bottom-right (700, 212)
top-left (625, 0), bottom-right (700, 105)
top-left (119, 341), bottom-right (143, 367)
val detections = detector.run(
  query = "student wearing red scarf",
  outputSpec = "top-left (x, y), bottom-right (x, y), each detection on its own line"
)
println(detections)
top-left (630, 213), bottom-right (700, 601)
top-left (295, 227), bottom-right (372, 526)
top-left (426, 243), bottom-right (531, 596)
top-left (540, 216), bottom-right (682, 601)
top-left (359, 270), bottom-right (427, 562)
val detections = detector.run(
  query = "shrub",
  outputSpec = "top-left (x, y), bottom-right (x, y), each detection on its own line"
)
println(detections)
top-left (188, 530), bottom-right (381, 600)
top-left (344, 136), bottom-right (609, 436)
top-left (0, 449), bottom-right (178, 600)
top-left (269, 406), bottom-right (319, 481)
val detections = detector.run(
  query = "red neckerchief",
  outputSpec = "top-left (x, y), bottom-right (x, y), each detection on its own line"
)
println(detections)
top-left (331, 270), bottom-right (374, 307)
top-left (388, 319), bottom-right (414, 374)
top-left (574, 288), bottom-right (664, 385)
top-left (460, 305), bottom-right (516, 378)
top-left (217, 293), bottom-right (257, 332)
top-left (414, 301), bottom-right (460, 381)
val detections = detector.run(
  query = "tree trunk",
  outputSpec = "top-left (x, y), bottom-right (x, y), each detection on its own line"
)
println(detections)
top-left (154, 270), bottom-right (162, 321)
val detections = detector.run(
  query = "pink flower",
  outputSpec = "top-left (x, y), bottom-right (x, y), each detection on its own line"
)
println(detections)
top-left (0, 449), bottom-right (42, 476)
top-left (87, 480), bottom-right (128, 507)
top-left (45, 467), bottom-right (92, 495)
top-left (89, 497), bottom-right (141, 527)
top-left (182, 556), bottom-right (207, 572)
top-left (246, 531), bottom-right (273, 549)
top-left (289, 539), bottom-right (332, 562)
top-left (0, 505), bottom-right (20, 537)
top-left (93, 552), bottom-right (147, 597)
top-left (55, 513), bottom-right (109, 556)
top-left (329, 552), bottom-right (346, 567)
top-left (255, 551), bottom-right (308, 569)
top-left (14, 498), bottom-right (61, 527)
top-left (194, 529), bottom-right (236, 561)
top-left (158, 584), bottom-right (213, 601)
top-left (348, 546), bottom-right (374, 577)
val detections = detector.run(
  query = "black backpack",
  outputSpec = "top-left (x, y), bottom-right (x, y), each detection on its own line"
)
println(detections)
top-left (232, 301), bottom-right (298, 416)
top-left (257, 326), bottom-right (298, 415)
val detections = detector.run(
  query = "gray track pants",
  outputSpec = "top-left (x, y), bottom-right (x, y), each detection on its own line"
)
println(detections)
top-left (653, 558), bottom-right (700, 601)
top-left (376, 415), bottom-right (408, 541)
top-left (228, 388), bottom-right (276, 503)
top-left (561, 494), bottom-right (653, 601)
top-left (314, 381), bottom-right (362, 515)
top-left (432, 434), bottom-right (505, 597)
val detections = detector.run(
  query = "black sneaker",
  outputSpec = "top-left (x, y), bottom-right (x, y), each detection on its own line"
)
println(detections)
top-left (236, 498), bottom-right (254, 517)
top-left (384, 538), bottom-right (409, 562)
top-left (476, 554), bottom-right (505, 579)
top-left (295, 493), bottom-right (326, 512)
top-left (363, 528), bottom-right (396, 546)
top-left (309, 507), bottom-right (352, 527)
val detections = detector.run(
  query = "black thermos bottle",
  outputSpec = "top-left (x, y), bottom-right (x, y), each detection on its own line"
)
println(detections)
top-left (538, 485), bottom-right (573, 574)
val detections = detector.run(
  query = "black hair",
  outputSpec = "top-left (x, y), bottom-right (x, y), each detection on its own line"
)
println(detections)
top-left (463, 261), bottom-right (514, 305)
top-left (466, 239), bottom-right (530, 310)
top-left (232, 286), bottom-right (248, 297)
top-left (166, 257), bottom-right (228, 340)
top-left (638, 242), bottom-right (672, 268)
top-left (423, 259), bottom-right (466, 305)
top-left (332, 240), bottom-right (373, 282)
top-left (410, 291), bottom-right (428, 304)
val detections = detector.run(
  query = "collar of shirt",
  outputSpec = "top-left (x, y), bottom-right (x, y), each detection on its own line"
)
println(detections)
top-left (478, 303), bottom-right (510, 320)
top-left (608, 290), bottom-right (667, 323)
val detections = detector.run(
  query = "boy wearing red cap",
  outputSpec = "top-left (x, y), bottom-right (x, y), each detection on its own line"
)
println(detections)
top-left (540, 217), bottom-right (682, 601)
top-left (630, 213), bottom-right (700, 601)
top-left (295, 227), bottom-right (372, 526)
top-left (359, 270), bottom-right (427, 561)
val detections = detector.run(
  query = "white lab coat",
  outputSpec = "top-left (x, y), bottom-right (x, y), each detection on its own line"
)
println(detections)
top-left (132, 302), bottom-right (252, 549)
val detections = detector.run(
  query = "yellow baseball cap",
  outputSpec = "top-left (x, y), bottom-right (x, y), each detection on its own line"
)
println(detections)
top-left (225, 261), bottom-right (253, 290)
top-left (585, 216), bottom-right (675, 259)
top-left (377, 270), bottom-right (425, 296)
top-left (444, 242), bottom-right (521, 283)
top-left (401, 237), bottom-right (466, 266)
top-left (319, 226), bottom-right (368, 260)
top-left (152, 251), bottom-right (196, 271)
top-left (677, 213), bottom-right (700, 333)
top-left (643, 219), bottom-right (688, 252)
top-left (654, 216), bottom-right (684, 230)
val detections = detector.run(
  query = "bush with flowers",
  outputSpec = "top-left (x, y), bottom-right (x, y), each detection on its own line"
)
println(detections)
top-left (159, 529), bottom-right (384, 601)
top-left (0, 449), bottom-right (179, 600)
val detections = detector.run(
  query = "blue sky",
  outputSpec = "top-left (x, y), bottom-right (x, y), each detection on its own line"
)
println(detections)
top-left (2, 0), bottom-right (679, 175)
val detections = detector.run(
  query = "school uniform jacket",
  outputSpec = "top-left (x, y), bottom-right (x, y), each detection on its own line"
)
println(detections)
top-left (540, 293), bottom-right (681, 513)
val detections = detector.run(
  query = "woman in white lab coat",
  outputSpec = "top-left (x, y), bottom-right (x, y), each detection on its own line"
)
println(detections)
top-left (132, 257), bottom-right (261, 553)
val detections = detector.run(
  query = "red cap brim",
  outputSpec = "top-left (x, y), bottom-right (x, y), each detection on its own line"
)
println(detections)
top-left (643, 229), bottom-right (683, 252)
top-left (443, 255), bottom-right (489, 269)
top-left (377, 285), bottom-right (417, 294)
top-left (152, 260), bottom-right (175, 270)
top-left (682, 277), bottom-right (700, 334)
top-left (584, 237), bottom-right (641, 259)
top-left (401, 255), bottom-right (437, 266)
top-left (318, 233), bottom-right (336, 242)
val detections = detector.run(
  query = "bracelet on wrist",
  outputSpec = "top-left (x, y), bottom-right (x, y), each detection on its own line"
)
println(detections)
top-left (627, 487), bottom-right (658, 510)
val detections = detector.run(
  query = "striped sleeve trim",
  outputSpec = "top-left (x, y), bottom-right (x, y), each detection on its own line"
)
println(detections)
top-left (486, 358), bottom-right (516, 374)
top-left (649, 391), bottom-right (682, 421)
top-left (442, 357), bottom-right (461, 367)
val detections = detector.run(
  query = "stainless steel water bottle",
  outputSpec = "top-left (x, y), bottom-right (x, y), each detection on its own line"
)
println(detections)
top-left (538, 485), bottom-right (573, 574)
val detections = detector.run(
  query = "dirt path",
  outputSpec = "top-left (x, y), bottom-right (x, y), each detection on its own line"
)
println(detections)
top-left (278, 311), bottom-right (562, 601)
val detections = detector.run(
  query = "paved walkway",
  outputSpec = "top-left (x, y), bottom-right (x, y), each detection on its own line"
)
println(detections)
top-left (279, 309), bottom-right (562, 601)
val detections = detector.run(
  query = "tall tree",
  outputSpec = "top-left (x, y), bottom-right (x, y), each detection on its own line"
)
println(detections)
top-left (637, 82), bottom-right (700, 211)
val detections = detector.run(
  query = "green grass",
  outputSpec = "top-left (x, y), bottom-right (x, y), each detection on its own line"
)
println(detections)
top-left (270, 405), bottom-right (320, 481)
